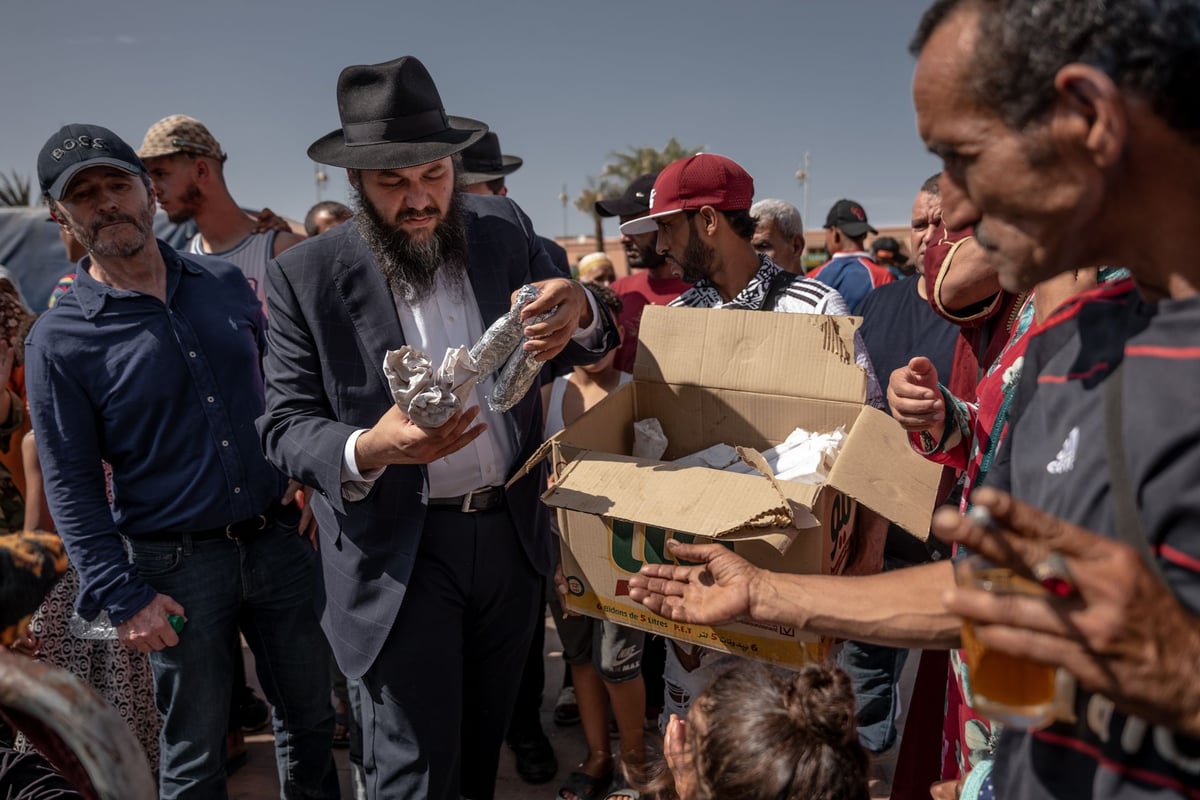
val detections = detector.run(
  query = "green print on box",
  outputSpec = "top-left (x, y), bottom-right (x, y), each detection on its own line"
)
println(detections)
top-left (607, 519), bottom-right (735, 574)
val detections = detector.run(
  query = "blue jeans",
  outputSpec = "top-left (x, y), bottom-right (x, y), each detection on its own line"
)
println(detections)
top-left (839, 557), bottom-right (911, 754)
top-left (129, 516), bottom-right (339, 800)
top-left (839, 639), bottom-right (909, 753)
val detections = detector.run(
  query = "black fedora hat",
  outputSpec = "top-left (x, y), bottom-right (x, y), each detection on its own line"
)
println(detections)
top-left (460, 132), bottom-right (523, 185)
top-left (308, 55), bottom-right (488, 170)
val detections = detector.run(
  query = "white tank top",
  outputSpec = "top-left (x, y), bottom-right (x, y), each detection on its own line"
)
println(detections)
top-left (187, 230), bottom-right (276, 311)
top-left (545, 371), bottom-right (631, 437)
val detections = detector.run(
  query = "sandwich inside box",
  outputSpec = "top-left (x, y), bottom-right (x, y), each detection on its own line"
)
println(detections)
top-left (516, 305), bottom-right (943, 668)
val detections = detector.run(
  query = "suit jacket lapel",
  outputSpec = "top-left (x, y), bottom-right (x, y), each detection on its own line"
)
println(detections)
top-left (465, 209), bottom-right (512, 329)
top-left (333, 236), bottom-right (404, 398)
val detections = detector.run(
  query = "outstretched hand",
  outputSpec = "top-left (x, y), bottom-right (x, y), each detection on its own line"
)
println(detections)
top-left (935, 487), bottom-right (1200, 735)
top-left (627, 540), bottom-right (761, 626)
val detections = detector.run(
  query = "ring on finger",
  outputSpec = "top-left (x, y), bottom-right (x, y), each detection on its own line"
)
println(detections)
top-left (1032, 551), bottom-right (1076, 598)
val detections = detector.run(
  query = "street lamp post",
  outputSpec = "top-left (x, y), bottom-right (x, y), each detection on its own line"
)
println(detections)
top-left (794, 151), bottom-right (811, 229)
top-left (559, 184), bottom-right (569, 239)
top-left (315, 164), bottom-right (328, 203)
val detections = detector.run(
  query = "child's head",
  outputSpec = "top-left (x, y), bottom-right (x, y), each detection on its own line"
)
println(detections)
top-left (639, 660), bottom-right (869, 800)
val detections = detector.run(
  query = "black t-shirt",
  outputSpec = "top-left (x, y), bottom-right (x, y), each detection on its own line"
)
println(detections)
top-left (858, 275), bottom-right (962, 562)
top-left (857, 276), bottom-right (960, 415)
top-left (987, 281), bottom-right (1200, 799)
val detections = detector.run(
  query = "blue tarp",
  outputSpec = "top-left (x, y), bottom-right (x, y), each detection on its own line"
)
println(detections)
top-left (0, 207), bottom-right (194, 310)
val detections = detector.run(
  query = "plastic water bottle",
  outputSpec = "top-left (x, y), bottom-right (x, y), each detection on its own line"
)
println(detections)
top-left (68, 611), bottom-right (185, 640)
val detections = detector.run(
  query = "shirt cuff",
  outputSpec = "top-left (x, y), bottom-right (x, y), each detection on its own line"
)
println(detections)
top-left (342, 429), bottom-right (385, 484)
top-left (570, 289), bottom-right (604, 349)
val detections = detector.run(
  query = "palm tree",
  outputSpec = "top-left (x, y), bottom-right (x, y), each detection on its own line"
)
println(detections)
top-left (601, 137), bottom-right (701, 184)
top-left (573, 138), bottom-right (704, 250)
top-left (0, 171), bottom-right (32, 207)
top-left (573, 175), bottom-right (621, 253)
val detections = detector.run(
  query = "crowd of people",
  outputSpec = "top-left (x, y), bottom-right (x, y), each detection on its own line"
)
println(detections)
top-left (1, 1), bottom-right (1199, 799)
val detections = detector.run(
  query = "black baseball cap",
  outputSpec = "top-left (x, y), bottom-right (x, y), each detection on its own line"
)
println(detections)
top-left (824, 198), bottom-right (877, 238)
top-left (595, 172), bottom-right (658, 218)
top-left (38, 123), bottom-right (145, 201)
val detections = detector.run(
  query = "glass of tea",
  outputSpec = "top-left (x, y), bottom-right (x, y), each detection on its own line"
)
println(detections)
top-left (955, 554), bottom-right (1064, 728)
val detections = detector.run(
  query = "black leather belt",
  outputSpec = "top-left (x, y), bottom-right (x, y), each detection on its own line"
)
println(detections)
top-left (428, 486), bottom-right (506, 513)
top-left (140, 502), bottom-right (286, 543)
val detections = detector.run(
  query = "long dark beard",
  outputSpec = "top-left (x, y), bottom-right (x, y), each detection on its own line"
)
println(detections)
top-left (351, 185), bottom-right (468, 303)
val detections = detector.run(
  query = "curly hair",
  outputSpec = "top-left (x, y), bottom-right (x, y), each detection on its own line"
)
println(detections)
top-left (691, 661), bottom-right (869, 800)
top-left (911, 0), bottom-right (1200, 140)
top-left (629, 661), bottom-right (869, 800)
top-left (580, 281), bottom-right (623, 316)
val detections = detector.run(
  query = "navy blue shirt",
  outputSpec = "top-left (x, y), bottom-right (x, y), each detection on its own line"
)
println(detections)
top-left (858, 275), bottom-right (960, 415)
top-left (25, 240), bottom-right (285, 624)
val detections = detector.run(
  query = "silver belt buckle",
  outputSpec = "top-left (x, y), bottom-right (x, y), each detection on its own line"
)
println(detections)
top-left (225, 514), bottom-right (267, 539)
top-left (461, 488), bottom-right (478, 513)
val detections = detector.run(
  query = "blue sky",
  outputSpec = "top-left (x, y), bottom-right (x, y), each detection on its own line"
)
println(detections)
top-left (2, 0), bottom-right (940, 240)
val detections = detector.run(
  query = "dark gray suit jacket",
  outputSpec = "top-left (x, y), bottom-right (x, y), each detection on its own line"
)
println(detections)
top-left (257, 194), bottom-right (616, 678)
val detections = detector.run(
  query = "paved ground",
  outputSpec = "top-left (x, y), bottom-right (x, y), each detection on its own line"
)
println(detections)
top-left (228, 611), bottom-right (591, 799)
top-left (227, 616), bottom-right (912, 799)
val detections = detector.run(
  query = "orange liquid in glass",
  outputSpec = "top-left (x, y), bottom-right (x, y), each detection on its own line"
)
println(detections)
top-left (961, 621), bottom-right (1057, 707)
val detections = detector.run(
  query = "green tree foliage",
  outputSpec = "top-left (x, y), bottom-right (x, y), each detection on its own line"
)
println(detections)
top-left (574, 138), bottom-right (703, 250)
top-left (0, 172), bottom-right (32, 208)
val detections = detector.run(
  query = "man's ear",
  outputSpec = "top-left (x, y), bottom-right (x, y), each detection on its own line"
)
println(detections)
top-left (1054, 63), bottom-right (1126, 169)
top-left (193, 156), bottom-right (211, 185)
top-left (346, 168), bottom-right (361, 190)
top-left (47, 202), bottom-right (68, 229)
top-left (792, 234), bottom-right (806, 256)
top-left (698, 206), bottom-right (720, 236)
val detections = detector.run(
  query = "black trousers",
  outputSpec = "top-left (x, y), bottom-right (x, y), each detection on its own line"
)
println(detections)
top-left (359, 507), bottom-right (540, 800)
top-left (504, 598), bottom-right (546, 743)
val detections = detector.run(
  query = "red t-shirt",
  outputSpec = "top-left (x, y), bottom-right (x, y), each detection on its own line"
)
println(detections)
top-left (610, 271), bottom-right (692, 373)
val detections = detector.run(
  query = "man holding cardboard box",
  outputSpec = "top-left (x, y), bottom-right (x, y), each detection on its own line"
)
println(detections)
top-left (619, 153), bottom-right (883, 407)
top-left (613, 154), bottom-right (892, 728)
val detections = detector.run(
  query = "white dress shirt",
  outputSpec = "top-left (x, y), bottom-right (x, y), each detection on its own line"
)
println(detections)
top-left (341, 271), bottom-right (602, 499)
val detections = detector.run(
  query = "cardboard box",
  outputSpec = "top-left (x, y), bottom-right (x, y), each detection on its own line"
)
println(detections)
top-left (519, 305), bottom-right (943, 668)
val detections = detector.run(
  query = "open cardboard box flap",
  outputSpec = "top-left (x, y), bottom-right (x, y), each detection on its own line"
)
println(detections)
top-left (826, 405), bottom-right (942, 540)
top-left (512, 305), bottom-right (942, 543)
top-left (542, 450), bottom-right (821, 552)
top-left (633, 305), bottom-right (866, 403)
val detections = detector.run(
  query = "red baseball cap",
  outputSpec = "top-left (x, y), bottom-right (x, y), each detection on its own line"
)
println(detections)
top-left (619, 154), bottom-right (755, 235)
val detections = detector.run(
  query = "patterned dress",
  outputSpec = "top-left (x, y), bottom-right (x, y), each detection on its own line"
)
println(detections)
top-left (17, 566), bottom-right (160, 777)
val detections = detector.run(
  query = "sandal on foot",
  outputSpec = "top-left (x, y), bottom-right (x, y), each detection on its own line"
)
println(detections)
top-left (558, 769), bottom-right (614, 800)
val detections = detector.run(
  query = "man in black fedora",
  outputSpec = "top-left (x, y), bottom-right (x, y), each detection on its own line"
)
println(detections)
top-left (461, 130), bottom-right (570, 274)
top-left (257, 56), bottom-right (617, 800)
